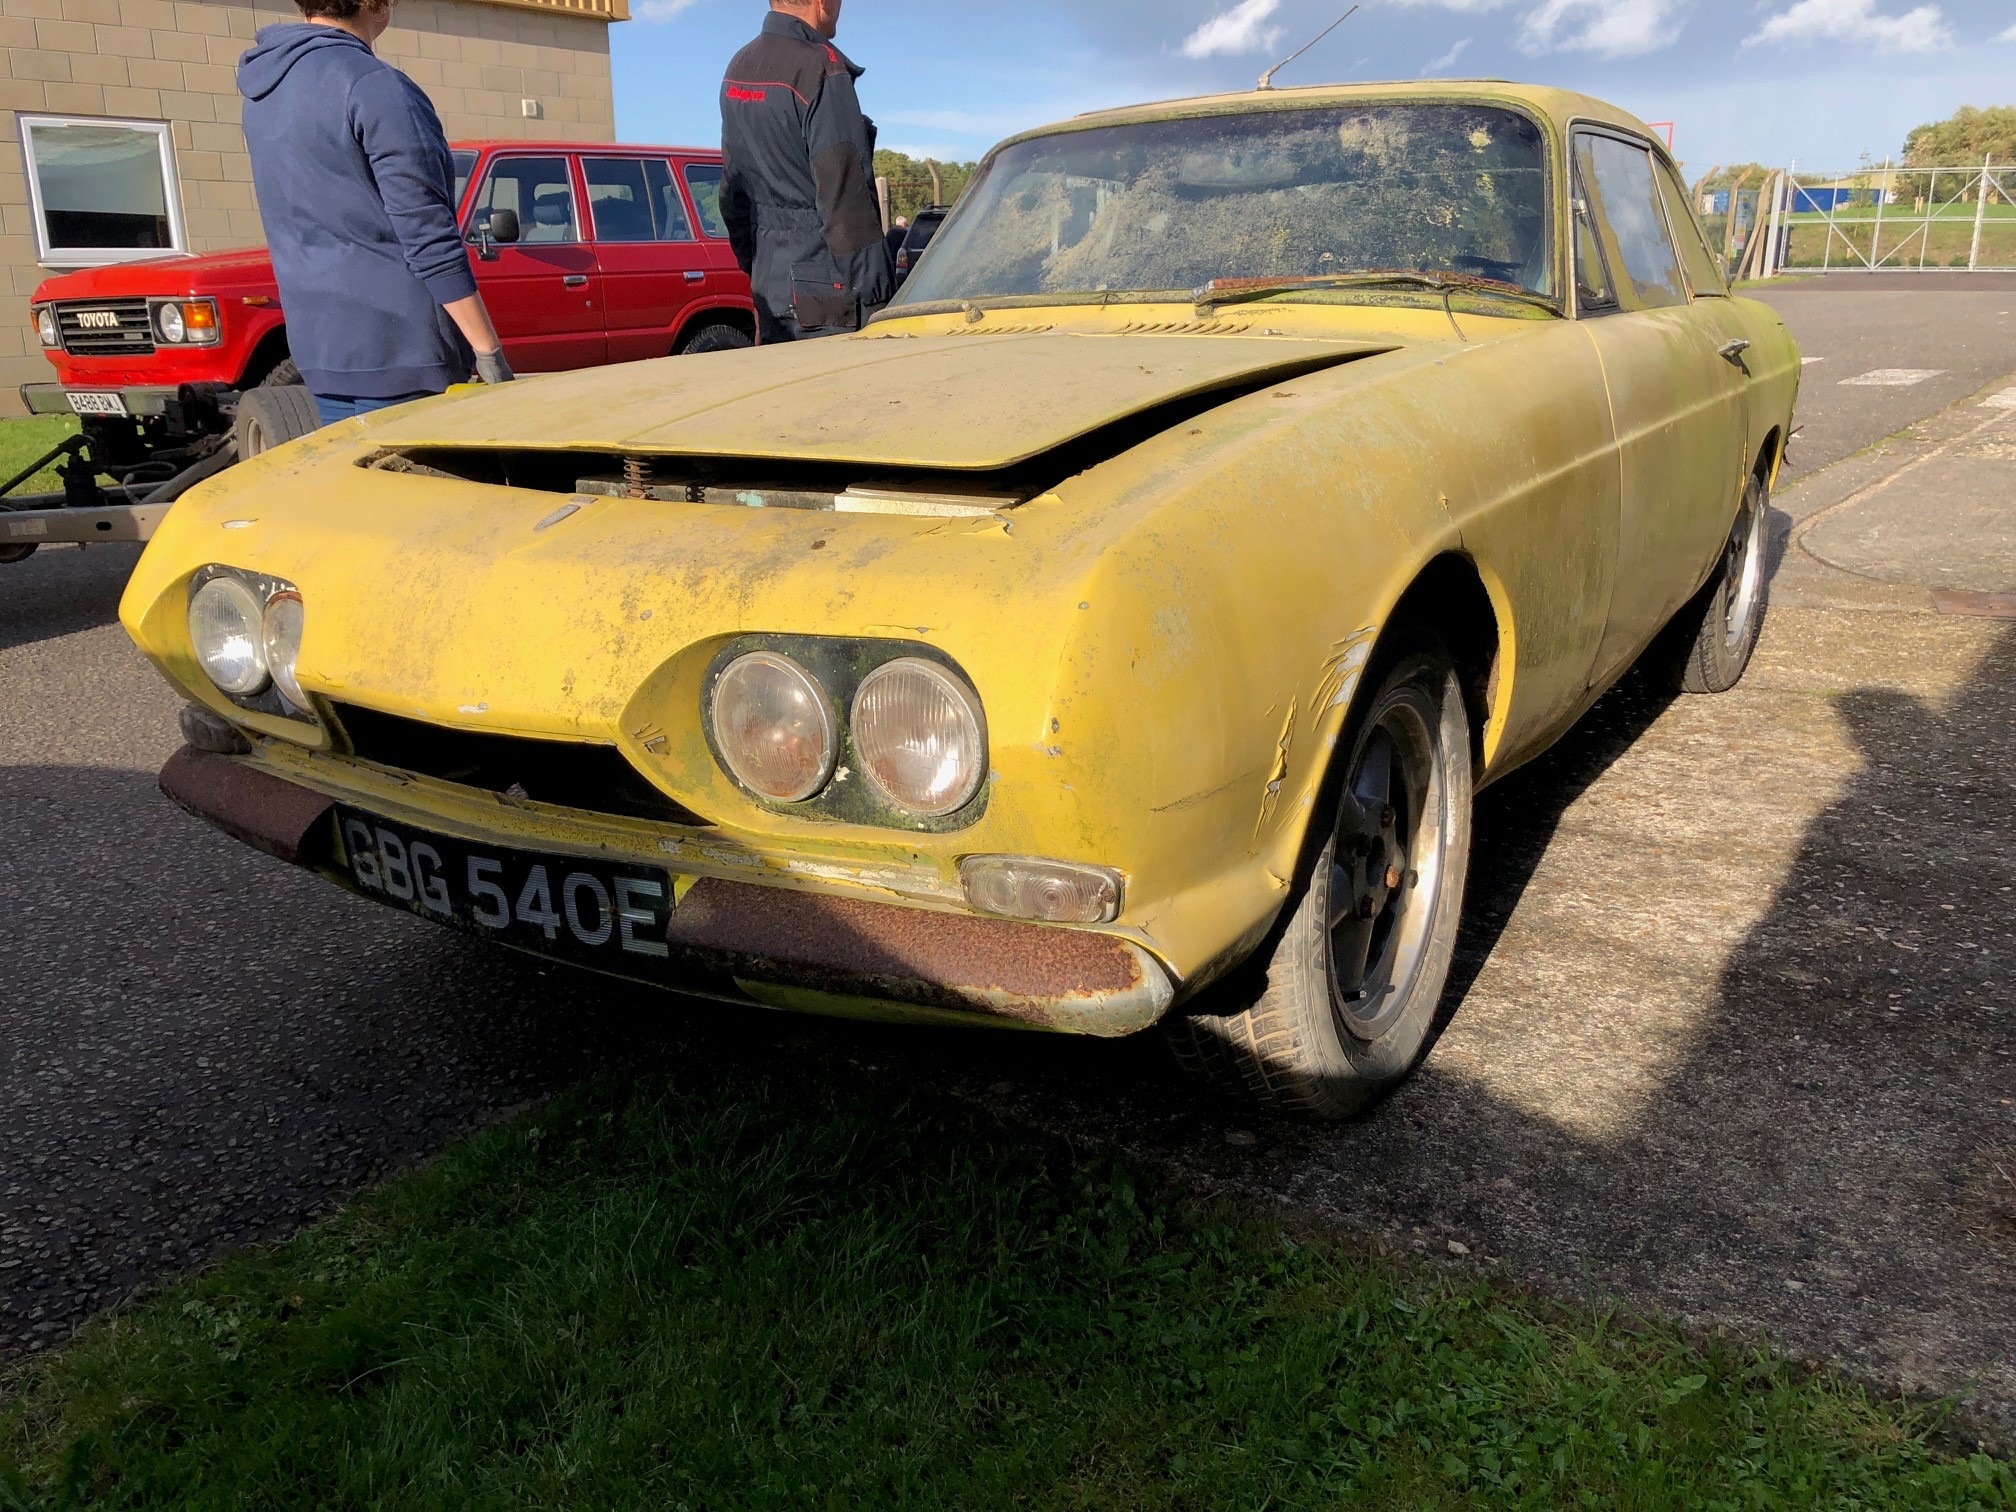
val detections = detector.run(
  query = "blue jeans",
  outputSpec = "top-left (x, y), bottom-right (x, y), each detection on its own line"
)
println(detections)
top-left (313, 391), bottom-right (438, 428)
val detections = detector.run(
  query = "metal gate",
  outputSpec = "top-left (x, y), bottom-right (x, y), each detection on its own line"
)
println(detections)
top-left (1699, 160), bottom-right (2013, 278)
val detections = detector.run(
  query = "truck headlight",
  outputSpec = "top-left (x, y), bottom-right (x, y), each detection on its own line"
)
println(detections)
top-left (153, 299), bottom-right (219, 346)
top-left (711, 651), bottom-right (837, 803)
top-left (34, 306), bottom-right (57, 348)
top-left (188, 575), bottom-right (269, 696)
top-left (851, 658), bottom-right (986, 817)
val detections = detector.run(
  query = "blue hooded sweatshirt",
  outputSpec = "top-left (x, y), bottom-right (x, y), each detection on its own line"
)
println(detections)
top-left (238, 24), bottom-right (476, 398)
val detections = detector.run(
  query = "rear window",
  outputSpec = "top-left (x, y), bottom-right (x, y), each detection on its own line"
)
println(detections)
top-left (583, 157), bottom-right (694, 243)
top-left (903, 215), bottom-right (943, 253)
top-left (682, 164), bottom-right (728, 238)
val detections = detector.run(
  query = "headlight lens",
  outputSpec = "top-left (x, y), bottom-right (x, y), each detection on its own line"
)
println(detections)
top-left (852, 657), bottom-right (985, 817)
top-left (962, 857), bottom-right (1124, 925)
top-left (188, 576), bottom-right (269, 696)
top-left (155, 301), bottom-right (185, 344)
top-left (34, 307), bottom-right (57, 348)
top-left (712, 651), bottom-right (836, 803)
top-left (262, 591), bottom-right (306, 711)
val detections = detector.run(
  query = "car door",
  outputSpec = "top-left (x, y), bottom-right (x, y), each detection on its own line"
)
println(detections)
top-left (678, 158), bottom-right (745, 283)
top-left (466, 154), bottom-right (605, 372)
top-left (583, 154), bottom-right (712, 363)
top-left (1572, 128), bottom-right (1750, 686)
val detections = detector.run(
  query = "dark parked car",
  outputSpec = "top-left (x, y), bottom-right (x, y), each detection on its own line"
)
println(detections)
top-left (892, 206), bottom-right (947, 287)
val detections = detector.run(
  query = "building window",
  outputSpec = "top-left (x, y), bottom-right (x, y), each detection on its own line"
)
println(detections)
top-left (18, 115), bottom-right (186, 266)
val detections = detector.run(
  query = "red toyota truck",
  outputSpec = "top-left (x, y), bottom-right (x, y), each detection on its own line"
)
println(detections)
top-left (4, 141), bottom-right (753, 563)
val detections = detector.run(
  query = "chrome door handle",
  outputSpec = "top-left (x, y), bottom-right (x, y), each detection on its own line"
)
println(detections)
top-left (563, 274), bottom-right (588, 288)
top-left (1719, 338), bottom-right (1752, 369)
top-left (684, 270), bottom-right (706, 284)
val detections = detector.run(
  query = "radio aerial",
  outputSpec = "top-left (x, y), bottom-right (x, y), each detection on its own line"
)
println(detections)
top-left (1258, 5), bottom-right (1361, 91)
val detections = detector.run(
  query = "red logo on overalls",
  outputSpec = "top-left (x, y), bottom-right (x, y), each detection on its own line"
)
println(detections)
top-left (727, 84), bottom-right (767, 102)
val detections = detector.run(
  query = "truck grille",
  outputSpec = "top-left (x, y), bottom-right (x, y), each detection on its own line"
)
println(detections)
top-left (55, 299), bottom-right (154, 357)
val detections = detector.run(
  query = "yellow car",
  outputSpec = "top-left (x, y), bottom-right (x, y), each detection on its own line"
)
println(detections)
top-left (122, 82), bottom-right (1798, 1118)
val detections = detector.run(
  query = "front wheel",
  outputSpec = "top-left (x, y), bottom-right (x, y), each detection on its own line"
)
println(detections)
top-left (232, 384), bottom-right (319, 460)
top-left (678, 323), bottom-right (754, 355)
top-left (1654, 472), bottom-right (1770, 695)
top-left (1165, 632), bottom-right (1474, 1119)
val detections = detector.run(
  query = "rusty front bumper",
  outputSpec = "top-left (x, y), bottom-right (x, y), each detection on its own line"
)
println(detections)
top-left (158, 746), bottom-right (1175, 1037)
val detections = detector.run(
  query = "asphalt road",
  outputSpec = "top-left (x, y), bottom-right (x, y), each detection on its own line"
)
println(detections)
top-left (3, 283), bottom-right (2013, 1443)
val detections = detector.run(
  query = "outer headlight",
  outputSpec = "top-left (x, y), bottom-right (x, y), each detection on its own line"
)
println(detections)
top-left (188, 576), bottom-right (269, 696)
top-left (155, 301), bottom-right (185, 344)
top-left (851, 657), bottom-right (985, 817)
top-left (262, 591), bottom-right (307, 712)
top-left (711, 651), bottom-right (837, 803)
top-left (34, 306), bottom-right (57, 348)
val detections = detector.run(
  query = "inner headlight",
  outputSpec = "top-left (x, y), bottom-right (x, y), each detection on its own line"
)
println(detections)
top-left (34, 307), bottom-right (57, 348)
top-left (851, 658), bottom-right (985, 817)
top-left (188, 576), bottom-right (269, 696)
top-left (155, 301), bottom-right (185, 344)
top-left (262, 591), bottom-right (306, 712)
top-left (711, 651), bottom-right (837, 803)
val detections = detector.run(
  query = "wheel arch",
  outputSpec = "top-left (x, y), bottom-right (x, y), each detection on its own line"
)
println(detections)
top-left (1380, 551), bottom-right (1508, 775)
top-left (1756, 425), bottom-right (1786, 488)
top-left (672, 305), bottom-right (755, 352)
top-left (238, 325), bottom-right (292, 388)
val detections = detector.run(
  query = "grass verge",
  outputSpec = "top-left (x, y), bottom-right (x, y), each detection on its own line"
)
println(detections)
top-left (0, 416), bottom-right (82, 497)
top-left (1, 1058), bottom-right (2011, 1510)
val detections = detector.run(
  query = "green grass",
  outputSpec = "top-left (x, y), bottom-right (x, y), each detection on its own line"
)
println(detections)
top-left (2, 1054), bottom-right (2012, 1510)
top-left (0, 416), bottom-right (82, 497)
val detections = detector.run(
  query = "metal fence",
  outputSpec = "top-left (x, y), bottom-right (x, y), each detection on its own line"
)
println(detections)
top-left (1698, 160), bottom-right (2013, 278)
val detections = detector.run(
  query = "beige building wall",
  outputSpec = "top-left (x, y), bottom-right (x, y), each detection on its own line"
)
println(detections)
top-left (1, 0), bottom-right (621, 413)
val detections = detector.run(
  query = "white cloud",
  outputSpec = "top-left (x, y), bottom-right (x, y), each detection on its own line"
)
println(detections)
top-left (1181, 0), bottom-right (1286, 59)
top-left (1423, 37), bottom-right (1474, 71)
top-left (1519, 0), bottom-right (1686, 57)
top-left (635, 0), bottom-right (699, 19)
top-left (1995, 21), bottom-right (2016, 42)
top-left (1744, 0), bottom-right (1955, 53)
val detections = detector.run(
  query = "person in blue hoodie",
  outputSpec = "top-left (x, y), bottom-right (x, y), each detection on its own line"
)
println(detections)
top-left (238, 0), bottom-right (511, 426)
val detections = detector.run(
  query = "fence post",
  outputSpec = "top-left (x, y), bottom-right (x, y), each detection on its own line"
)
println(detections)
top-left (1763, 170), bottom-right (1786, 278)
top-left (1872, 158), bottom-right (1891, 268)
top-left (1972, 155), bottom-right (1992, 272)
top-left (876, 175), bottom-right (891, 234)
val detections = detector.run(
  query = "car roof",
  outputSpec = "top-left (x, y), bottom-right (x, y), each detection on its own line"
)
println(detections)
top-left (1005, 80), bottom-right (1661, 154)
top-left (448, 141), bottom-right (723, 155)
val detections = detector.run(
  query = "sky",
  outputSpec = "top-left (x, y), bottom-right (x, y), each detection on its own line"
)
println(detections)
top-left (611, 0), bottom-right (2016, 174)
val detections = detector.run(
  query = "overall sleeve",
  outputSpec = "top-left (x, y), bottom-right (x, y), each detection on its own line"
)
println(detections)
top-left (804, 69), bottom-right (891, 294)
top-left (720, 144), bottom-right (758, 276)
top-left (349, 71), bottom-right (478, 307)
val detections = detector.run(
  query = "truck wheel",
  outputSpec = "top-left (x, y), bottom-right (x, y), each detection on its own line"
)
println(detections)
top-left (1652, 471), bottom-right (1770, 695)
top-left (258, 358), bottom-right (302, 388)
top-left (0, 541), bottom-right (35, 565)
top-left (679, 323), bottom-right (753, 355)
top-left (234, 385), bottom-right (320, 460)
top-left (1164, 631), bottom-right (1474, 1120)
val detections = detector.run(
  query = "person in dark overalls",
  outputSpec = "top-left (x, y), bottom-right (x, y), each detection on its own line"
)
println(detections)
top-left (719, 1), bottom-right (895, 343)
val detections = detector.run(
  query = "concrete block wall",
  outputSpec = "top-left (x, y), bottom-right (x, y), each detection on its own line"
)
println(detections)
top-left (1, 0), bottom-right (617, 412)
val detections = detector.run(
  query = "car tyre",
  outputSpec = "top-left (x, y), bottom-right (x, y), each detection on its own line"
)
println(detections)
top-left (233, 385), bottom-right (320, 460)
top-left (1165, 631), bottom-right (1474, 1120)
top-left (257, 357), bottom-right (302, 388)
top-left (1653, 471), bottom-right (1769, 695)
top-left (679, 323), bottom-right (754, 355)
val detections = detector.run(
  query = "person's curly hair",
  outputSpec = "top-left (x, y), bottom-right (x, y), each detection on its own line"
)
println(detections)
top-left (294, 0), bottom-right (391, 17)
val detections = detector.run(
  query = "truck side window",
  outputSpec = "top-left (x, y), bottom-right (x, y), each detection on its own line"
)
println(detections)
top-left (472, 157), bottom-right (578, 244)
top-left (682, 164), bottom-right (729, 239)
top-left (584, 158), bottom-right (694, 244)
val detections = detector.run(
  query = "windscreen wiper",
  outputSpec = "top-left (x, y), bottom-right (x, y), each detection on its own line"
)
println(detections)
top-left (1193, 271), bottom-right (1560, 327)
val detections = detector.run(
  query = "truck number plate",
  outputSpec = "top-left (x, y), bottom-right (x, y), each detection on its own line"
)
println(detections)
top-left (66, 392), bottom-right (127, 417)
top-left (336, 809), bottom-right (676, 972)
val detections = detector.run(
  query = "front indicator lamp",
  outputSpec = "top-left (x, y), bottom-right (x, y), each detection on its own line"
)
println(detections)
top-left (962, 857), bottom-right (1123, 925)
top-left (712, 651), bottom-right (837, 803)
top-left (851, 657), bottom-right (986, 817)
top-left (188, 575), bottom-right (269, 696)
top-left (153, 299), bottom-right (219, 345)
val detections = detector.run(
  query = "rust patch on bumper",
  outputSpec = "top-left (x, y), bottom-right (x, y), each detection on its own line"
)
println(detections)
top-left (664, 878), bottom-right (1173, 1036)
top-left (158, 745), bottom-right (336, 866)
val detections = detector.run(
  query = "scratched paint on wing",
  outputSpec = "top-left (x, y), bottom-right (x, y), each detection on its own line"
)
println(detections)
top-left (1254, 698), bottom-right (1298, 845)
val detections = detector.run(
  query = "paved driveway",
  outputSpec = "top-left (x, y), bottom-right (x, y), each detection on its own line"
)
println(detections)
top-left (3, 284), bottom-right (2012, 1446)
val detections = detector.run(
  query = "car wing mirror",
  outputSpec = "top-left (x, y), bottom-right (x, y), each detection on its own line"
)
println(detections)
top-left (475, 209), bottom-right (520, 260)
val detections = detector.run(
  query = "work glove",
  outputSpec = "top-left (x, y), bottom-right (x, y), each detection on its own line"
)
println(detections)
top-left (474, 348), bottom-right (515, 385)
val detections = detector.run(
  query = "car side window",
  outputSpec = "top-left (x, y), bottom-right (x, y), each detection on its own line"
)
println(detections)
top-left (1571, 146), bottom-right (1617, 314)
top-left (584, 158), bottom-right (694, 243)
top-left (1655, 159), bottom-right (1728, 298)
top-left (1577, 134), bottom-right (1688, 310)
top-left (682, 164), bottom-right (729, 239)
top-left (472, 157), bottom-right (578, 244)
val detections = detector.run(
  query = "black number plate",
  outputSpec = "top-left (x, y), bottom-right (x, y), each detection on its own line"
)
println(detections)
top-left (336, 809), bottom-right (674, 972)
